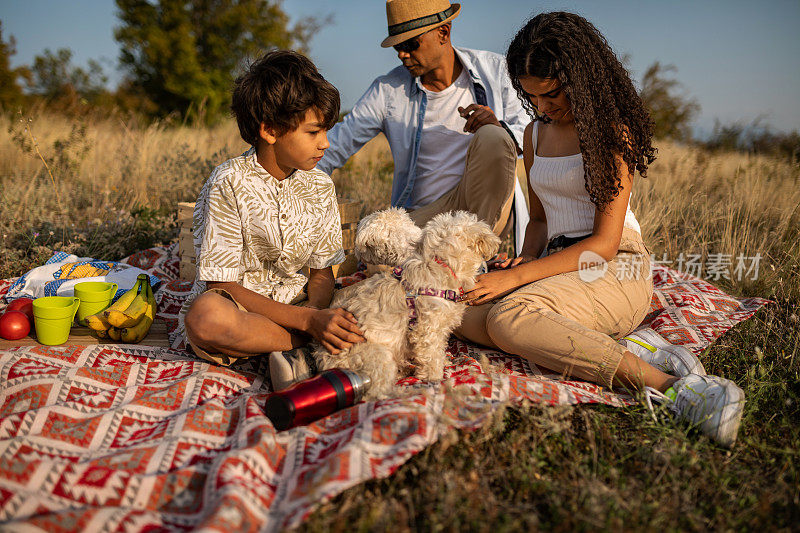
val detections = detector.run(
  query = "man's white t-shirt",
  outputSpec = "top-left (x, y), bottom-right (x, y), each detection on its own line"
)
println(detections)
top-left (411, 67), bottom-right (475, 209)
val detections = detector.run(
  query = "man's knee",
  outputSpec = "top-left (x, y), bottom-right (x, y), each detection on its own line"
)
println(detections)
top-left (469, 124), bottom-right (516, 157)
top-left (465, 124), bottom-right (516, 197)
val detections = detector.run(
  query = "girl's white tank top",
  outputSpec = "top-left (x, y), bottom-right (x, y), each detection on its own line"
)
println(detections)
top-left (528, 121), bottom-right (641, 242)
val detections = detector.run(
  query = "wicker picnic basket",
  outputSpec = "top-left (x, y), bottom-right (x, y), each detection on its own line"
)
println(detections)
top-left (177, 198), bottom-right (361, 282)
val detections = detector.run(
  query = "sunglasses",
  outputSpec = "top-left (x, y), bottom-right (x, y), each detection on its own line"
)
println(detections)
top-left (393, 36), bottom-right (422, 53)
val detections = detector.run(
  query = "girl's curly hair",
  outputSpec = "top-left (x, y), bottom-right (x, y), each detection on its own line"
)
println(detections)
top-left (506, 12), bottom-right (656, 209)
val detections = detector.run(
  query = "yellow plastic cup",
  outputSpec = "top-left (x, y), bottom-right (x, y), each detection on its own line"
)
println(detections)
top-left (32, 296), bottom-right (80, 346)
top-left (74, 282), bottom-right (118, 326)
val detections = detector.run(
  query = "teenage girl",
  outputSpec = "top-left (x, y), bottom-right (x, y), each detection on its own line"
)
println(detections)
top-left (458, 12), bottom-right (744, 447)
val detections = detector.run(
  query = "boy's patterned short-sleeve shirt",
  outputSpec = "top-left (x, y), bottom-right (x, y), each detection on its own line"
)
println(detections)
top-left (170, 147), bottom-right (345, 349)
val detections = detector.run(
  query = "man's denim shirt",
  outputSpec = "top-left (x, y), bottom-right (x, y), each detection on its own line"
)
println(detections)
top-left (317, 46), bottom-right (529, 209)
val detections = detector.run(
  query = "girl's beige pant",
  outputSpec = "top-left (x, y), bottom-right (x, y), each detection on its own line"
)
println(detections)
top-left (457, 227), bottom-right (653, 388)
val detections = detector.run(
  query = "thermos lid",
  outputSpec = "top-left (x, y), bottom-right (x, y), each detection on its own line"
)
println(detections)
top-left (339, 368), bottom-right (371, 401)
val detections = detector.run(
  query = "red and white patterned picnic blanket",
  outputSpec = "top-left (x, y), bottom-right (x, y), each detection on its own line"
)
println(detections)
top-left (0, 244), bottom-right (770, 531)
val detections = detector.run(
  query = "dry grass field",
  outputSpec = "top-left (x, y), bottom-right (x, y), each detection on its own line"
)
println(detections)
top-left (1, 111), bottom-right (798, 530)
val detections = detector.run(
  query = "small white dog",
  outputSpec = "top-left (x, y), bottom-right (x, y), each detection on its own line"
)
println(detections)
top-left (314, 210), bottom-right (500, 399)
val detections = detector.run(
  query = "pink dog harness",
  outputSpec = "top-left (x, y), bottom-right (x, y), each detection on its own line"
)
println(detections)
top-left (391, 257), bottom-right (464, 326)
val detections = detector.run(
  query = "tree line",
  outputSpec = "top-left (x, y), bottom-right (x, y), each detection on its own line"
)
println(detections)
top-left (0, 0), bottom-right (316, 122)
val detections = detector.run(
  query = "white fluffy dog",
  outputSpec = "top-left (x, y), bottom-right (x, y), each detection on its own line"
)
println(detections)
top-left (314, 210), bottom-right (500, 399)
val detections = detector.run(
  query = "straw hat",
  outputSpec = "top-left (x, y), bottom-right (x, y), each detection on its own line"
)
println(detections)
top-left (380, 0), bottom-right (461, 48)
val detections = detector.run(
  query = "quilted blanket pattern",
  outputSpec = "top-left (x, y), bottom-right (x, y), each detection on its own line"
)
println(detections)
top-left (0, 243), bottom-right (770, 531)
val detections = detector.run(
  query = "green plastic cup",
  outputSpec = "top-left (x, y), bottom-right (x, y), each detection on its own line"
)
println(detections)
top-left (74, 282), bottom-right (118, 326)
top-left (32, 296), bottom-right (80, 346)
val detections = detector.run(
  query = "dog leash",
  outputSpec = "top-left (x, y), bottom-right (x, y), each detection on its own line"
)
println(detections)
top-left (392, 258), bottom-right (463, 326)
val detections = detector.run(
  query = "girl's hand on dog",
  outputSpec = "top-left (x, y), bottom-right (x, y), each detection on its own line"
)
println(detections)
top-left (306, 308), bottom-right (365, 354)
top-left (487, 253), bottom-right (535, 270)
top-left (461, 269), bottom-right (523, 306)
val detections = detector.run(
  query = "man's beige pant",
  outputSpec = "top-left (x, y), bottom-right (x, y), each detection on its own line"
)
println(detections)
top-left (408, 124), bottom-right (517, 236)
top-left (457, 228), bottom-right (653, 387)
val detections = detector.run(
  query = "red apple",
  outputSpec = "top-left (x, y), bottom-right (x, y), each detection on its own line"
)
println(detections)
top-left (6, 298), bottom-right (34, 323)
top-left (0, 311), bottom-right (31, 340)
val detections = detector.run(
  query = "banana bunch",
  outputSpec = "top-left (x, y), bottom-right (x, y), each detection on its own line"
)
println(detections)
top-left (85, 274), bottom-right (156, 343)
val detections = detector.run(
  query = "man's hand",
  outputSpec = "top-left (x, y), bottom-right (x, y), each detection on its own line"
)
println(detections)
top-left (458, 104), bottom-right (501, 133)
top-left (305, 308), bottom-right (365, 355)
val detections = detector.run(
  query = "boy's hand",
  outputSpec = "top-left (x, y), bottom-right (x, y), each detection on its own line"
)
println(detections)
top-left (306, 308), bottom-right (365, 354)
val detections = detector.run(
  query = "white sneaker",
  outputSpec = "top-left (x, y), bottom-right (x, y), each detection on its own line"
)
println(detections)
top-left (621, 329), bottom-right (706, 377)
top-left (665, 373), bottom-right (745, 448)
top-left (268, 348), bottom-right (316, 391)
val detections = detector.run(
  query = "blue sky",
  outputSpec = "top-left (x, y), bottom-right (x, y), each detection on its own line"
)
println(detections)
top-left (2, 0), bottom-right (799, 136)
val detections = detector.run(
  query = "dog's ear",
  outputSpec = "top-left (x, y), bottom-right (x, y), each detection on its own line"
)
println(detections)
top-left (354, 210), bottom-right (384, 264)
top-left (417, 221), bottom-right (441, 261)
top-left (472, 222), bottom-right (501, 261)
top-left (417, 210), bottom-right (463, 261)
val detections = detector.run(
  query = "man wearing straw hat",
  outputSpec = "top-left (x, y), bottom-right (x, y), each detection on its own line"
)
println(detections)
top-left (318, 0), bottom-right (529, 245)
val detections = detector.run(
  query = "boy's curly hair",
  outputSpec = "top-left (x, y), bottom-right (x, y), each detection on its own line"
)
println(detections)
top-left (232, 50), bottom-right (340, 146)
top-left (506, 12), bottom-right (656, 209)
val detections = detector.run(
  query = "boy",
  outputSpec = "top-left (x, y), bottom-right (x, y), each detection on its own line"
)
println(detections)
top-left (171, 50), bottom-right (365, 389)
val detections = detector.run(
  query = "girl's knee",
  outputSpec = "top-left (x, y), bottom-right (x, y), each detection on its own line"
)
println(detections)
top-left (485, 301), bottom-right (538, 350)
top-left (456, 303), bottom-right (495, 345)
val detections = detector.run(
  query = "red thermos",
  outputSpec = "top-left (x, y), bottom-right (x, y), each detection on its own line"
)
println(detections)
top-left (264, 368), bottom-right (371, 431)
